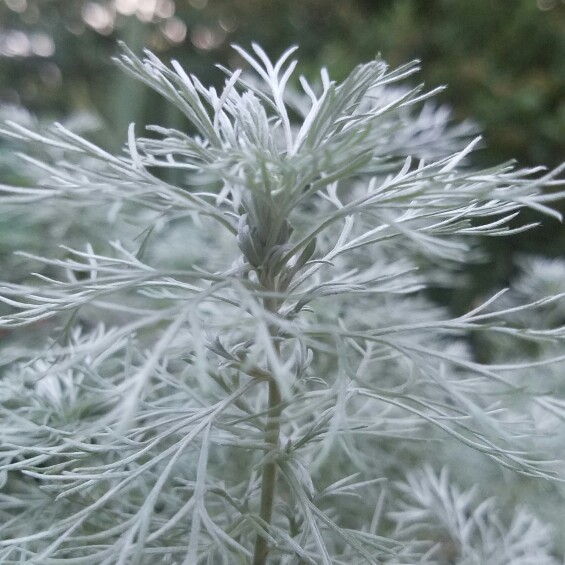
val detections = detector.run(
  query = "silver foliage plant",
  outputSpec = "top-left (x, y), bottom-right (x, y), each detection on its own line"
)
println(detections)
top-left (1, 43), bottom-right (565, 564)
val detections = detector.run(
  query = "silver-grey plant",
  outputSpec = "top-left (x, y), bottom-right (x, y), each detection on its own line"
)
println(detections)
top-left (1, 43), bottom-right (565, 564)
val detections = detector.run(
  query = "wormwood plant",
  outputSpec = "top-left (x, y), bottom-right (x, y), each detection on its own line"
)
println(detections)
top-left (1, 44), bottom-right (565, 564)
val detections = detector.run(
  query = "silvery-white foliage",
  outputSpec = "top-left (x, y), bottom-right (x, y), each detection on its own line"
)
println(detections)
top-left (0, 105), bottom-right (129, 290)
top-left (390, 466), bottom-right (559, 565)
top-left (0, 43), bottom-right (565, 564)
top-left (449, 255), bottom-right (565, 556)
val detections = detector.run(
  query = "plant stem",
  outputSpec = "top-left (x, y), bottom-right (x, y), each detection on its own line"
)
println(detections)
top-left (253, 377), bottom-right (282, 565)
top-left (253, 297), bottom-right (283, 565)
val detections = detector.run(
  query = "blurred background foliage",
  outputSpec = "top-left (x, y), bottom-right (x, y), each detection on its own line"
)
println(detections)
top-left (0, 0), bottom-right (564, 308)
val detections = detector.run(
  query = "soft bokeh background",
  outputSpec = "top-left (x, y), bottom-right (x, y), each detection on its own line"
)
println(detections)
top-left (1, 0), bottom-right (564, 304)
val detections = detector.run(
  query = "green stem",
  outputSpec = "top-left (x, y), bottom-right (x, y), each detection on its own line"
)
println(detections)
top-left (253, 296), bottom-right (282, 565)
top-left (252, 377), bottom-right (282, 565)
